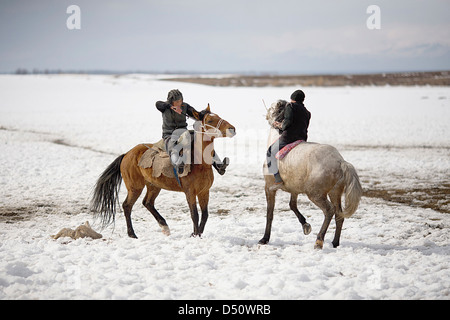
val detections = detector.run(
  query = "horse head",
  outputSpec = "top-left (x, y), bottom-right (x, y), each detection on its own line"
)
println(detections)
top-left (198, 104), bottom-right (236, 138)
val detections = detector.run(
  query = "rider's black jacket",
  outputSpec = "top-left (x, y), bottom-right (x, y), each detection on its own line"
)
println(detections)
top-left (281, 101), bottom-right (311, 142)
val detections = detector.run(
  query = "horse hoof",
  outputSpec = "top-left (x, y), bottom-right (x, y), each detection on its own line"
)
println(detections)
top-left (258, 238), bottom-right (269, 245)
top-left (302, 223), bottom-right (312, 235)
top-left (314, 240), bottom-right (323, 250)
top-left (190, 233), bottom-right (202, 238)
top-left (161, 226), bottom-right (170, 236)
top-left (128, 233), bottom-right (138, 239)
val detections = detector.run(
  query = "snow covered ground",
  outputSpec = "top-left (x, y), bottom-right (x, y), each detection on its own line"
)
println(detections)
top-left (0, 74), bottom-right (449, 299)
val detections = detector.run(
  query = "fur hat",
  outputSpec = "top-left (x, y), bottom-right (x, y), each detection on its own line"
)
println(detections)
top-left (290, 90), bottom-right (305, 102)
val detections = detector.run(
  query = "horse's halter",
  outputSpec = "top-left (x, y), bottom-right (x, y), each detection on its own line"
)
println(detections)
top-left (197, 113), bottom-right (225, 137)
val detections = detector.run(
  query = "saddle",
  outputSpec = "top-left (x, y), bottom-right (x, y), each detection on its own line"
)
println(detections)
top-left (275, 140), bottom-right (304, 160)
top-left (138, 138), bottom-right (191, 179)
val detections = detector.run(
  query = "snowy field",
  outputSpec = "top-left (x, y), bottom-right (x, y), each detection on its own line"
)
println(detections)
top-left (0, 74), bottom-right (449, 299)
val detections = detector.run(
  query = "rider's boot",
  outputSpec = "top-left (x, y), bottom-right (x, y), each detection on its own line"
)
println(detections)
top-left (269, 172), bottom-right (284, 191)
top-left (212, 151), bottom-right (229, 175)
top-left (170, 152), bottom-right (185, 175)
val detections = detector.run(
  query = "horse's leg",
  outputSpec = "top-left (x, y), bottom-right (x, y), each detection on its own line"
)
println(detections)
top-left (142, 184), bottom-right (170, 236)
top-left (259, 186), bottom-right (276, 244)
top-left (122, 188), bottom-right (143, 239)
top-left (121, 149), bottom-right (146, 239)
top-left (185, 191), bottom-right (200, 237)
top-left (308, 194), bottom-right (335, 249)
top-left (332, 216), bottom-right (344, 248)
top-left (289, 193), bottom-right (311, 235)
top-left (197, 190), bottom-right (209, 235)
top-left (329, 185), bottom-right (345, 248)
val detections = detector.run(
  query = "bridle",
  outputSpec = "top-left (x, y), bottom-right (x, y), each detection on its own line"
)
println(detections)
top-left (195, 113), bottom-right (225, 137)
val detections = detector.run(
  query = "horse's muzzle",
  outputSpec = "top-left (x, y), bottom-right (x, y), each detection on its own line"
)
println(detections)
top-left (226, 126), bottom-right (236, 137)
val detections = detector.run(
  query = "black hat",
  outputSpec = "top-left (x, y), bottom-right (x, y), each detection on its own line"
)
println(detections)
top-left (290, 90), bottom-right (305, 102)
top-left (167, 89), bottom-right (183, 104)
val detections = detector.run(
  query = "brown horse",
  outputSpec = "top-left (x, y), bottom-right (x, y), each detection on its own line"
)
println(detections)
top-left (90, 105), bottom-right (236, 238)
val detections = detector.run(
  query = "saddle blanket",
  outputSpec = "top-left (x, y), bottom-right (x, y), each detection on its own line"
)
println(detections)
top-left (138, 140), bottom-right (191, 179)
top-left (275, 140), bottom-right (305, 160)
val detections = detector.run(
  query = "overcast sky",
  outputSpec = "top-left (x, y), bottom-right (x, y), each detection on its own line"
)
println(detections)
top-left (1, 0), bottom-right (449, 74)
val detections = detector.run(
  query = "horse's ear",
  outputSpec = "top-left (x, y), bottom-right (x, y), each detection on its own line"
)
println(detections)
top-left (206, 103), bottom-right (211, 112)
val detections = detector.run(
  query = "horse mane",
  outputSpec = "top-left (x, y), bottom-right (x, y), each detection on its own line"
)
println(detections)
top-left (266, 100), bottom-right (288, 130)
top-left (200, 109), bottom-right (211, 120)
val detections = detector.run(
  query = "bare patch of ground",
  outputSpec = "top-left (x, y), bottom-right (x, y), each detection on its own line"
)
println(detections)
top-left (0, 203), bottom-right (88, 223)
top-left (164, 71), bottom-right (450, 87)
top-left (0, 204), bottom-right (55, 223)
top-left (51, 138), bottom-right (115, 155)
top-left (364, 184), bottom-right (450, 214)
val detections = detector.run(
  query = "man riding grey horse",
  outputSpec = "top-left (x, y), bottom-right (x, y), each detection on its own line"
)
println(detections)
top-left (156, 89), bottom-right (229, 175)
top-left (266, 89), bottom-right (311, 190)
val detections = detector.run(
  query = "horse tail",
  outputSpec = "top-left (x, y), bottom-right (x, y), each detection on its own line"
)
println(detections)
top-left (90, 154), bottom-right (125, 228)
top-left (340, 161), bottom-right (363, 218)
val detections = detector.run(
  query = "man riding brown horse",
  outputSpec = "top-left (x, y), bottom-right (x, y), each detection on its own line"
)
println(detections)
top-left (91, 100), bottom-right (236, 238)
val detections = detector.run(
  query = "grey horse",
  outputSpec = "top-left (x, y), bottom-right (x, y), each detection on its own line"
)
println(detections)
top-left (260, 101), bottom-right (363, 249)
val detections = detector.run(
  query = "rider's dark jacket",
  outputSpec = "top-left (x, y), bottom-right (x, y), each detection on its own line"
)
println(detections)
top-left (155, 101), bottom-right (202, 139)
top-left (281, 101), bottom-right (311, 142)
